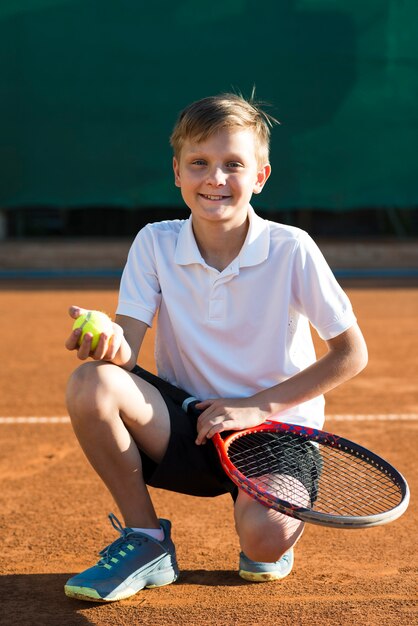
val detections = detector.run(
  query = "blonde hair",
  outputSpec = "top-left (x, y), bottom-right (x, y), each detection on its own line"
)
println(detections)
top-left (170, 92), bottom-right (279, 166)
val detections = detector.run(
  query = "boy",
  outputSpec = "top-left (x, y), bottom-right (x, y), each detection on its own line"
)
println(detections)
top-left (64, 93), bottom-right (368, 602)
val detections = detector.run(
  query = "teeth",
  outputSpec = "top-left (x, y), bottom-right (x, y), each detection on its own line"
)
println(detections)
top-left (203, 194), bottom-right (224, 200)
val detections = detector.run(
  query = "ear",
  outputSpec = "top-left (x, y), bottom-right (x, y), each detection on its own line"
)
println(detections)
top-left (173, 157), bottom-right (181, 188)
top-left (253, 163), bottom-right (271, 194)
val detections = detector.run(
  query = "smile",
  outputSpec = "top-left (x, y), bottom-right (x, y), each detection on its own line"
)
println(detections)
top-left (200, 194), bottom-right (230, 201)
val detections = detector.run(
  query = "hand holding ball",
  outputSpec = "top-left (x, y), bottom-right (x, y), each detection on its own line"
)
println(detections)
top-left (72, 310), bottom-right (114, 351)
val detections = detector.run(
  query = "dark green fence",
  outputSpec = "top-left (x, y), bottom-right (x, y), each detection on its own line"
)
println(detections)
top-left (1, 1), bottom-right (417, 211)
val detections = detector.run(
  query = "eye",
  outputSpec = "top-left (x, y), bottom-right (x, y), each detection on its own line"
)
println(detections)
top-left (191, 159), bottom-right (207, 166)
top-left (227, 161), bottom-right (243, 169)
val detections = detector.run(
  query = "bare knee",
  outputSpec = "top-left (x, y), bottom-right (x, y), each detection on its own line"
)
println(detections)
top-left (66, 361), bottom-right (120, 422)
top-left (236, 518), bottom-right (294, 562)
top-left (234, 493), bottom-right (304, 562)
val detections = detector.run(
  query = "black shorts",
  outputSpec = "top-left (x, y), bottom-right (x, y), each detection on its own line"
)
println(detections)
top-left (131, 366), bottom-right (321, 504)
top-left (131, 366), bottom-right (235, 498)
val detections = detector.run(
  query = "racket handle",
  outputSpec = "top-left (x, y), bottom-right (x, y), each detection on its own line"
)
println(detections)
top-left (182, 396), bottom-right (199, 413)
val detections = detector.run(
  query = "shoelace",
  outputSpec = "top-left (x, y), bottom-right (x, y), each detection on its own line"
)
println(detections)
top-left (97, 513), bottom-right (147, 567)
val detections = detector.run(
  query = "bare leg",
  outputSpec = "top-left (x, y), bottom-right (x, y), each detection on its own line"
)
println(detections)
top-left (66, 361), bottom-right (170, 528)
top-left (234, 491), bottom-right (305, 562)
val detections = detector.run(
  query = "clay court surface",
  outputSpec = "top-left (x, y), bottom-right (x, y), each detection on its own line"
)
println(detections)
top-left (0, 280), bottom-right (417, 625)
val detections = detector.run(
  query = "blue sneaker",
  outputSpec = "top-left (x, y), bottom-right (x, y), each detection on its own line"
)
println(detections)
top-left (238, 548), bottom-right (294, 582)
top-left (64, 513), bottom-right (179, 602)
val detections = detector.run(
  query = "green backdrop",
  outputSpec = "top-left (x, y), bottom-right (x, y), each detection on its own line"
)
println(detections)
top-left (1, 0), bottom-right (417, 211)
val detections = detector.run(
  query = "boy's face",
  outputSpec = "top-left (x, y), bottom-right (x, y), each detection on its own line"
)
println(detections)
top-left (173, 128), bottom-right (270, 229)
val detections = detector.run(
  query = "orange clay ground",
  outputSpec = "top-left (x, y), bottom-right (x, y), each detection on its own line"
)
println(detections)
top-left (0, 283), bottom-right (417, 626)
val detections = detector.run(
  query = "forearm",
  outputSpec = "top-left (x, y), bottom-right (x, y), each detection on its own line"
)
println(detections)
top-left (109, 336), bottom-right (137, 370)
top-left (111, 315), bottom-right (149, 371)
top-left (254, 324), bottom-right (368, 417)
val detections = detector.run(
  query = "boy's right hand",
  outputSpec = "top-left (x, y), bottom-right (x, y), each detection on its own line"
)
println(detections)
top-left (65, 305), bottom-right (124, 362)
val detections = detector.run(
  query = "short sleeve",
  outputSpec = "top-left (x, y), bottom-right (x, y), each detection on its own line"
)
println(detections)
top-left (292, 231), bottom-right (357, 340)
top-left (116, 226), bottom-right (162, 326)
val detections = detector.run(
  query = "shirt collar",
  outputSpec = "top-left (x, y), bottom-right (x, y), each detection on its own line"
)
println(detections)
top-left (174, 216), bottom-right (205, 266)
top-left (174, 205), bottom-right (270, 268)
top-left (238, 205), bottom-right (270, 268)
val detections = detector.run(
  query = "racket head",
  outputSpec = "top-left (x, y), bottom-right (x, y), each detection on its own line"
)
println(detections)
top-left (213, 421), bottom-right (410, 529)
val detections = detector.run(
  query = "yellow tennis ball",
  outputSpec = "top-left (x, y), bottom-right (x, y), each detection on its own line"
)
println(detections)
top-left (72, 310), bottom-right (113, 350)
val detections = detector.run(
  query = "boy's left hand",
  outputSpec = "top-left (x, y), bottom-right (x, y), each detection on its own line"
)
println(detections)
top-left (194, 398), bottom-right (269, 445)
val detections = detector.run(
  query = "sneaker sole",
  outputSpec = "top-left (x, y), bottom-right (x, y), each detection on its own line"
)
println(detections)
top-left (64, 569), bottom-right (179, 602)
top-left (238, 548), bottom-right (294, 583)
top-left (239, 569), bottom-right (290, 582)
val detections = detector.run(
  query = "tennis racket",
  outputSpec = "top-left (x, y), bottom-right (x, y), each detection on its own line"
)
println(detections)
top-left (131, 368), bottom-right (409, 530)
top-left (212, 420), bottom-right (409, 529)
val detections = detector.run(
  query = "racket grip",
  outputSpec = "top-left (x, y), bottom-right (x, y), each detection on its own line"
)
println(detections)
top-left (182, 396), bottom-right (199, 413)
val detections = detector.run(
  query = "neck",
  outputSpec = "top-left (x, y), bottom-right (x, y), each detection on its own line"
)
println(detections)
top-left (192, 216), bottom-right (249, 272)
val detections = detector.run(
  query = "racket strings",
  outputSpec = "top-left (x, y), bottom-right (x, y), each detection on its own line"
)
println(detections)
top-left (227, 432), bottom-right (403, 517)
top-left (314, 451), bottom-right (400, 516)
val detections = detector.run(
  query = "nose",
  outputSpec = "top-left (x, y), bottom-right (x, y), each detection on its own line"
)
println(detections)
top-left (206, 166), bottom-right (226, 186)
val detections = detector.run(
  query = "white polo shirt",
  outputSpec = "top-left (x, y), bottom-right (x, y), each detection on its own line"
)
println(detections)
top-left (117, 206), bottom-right (356, 429)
